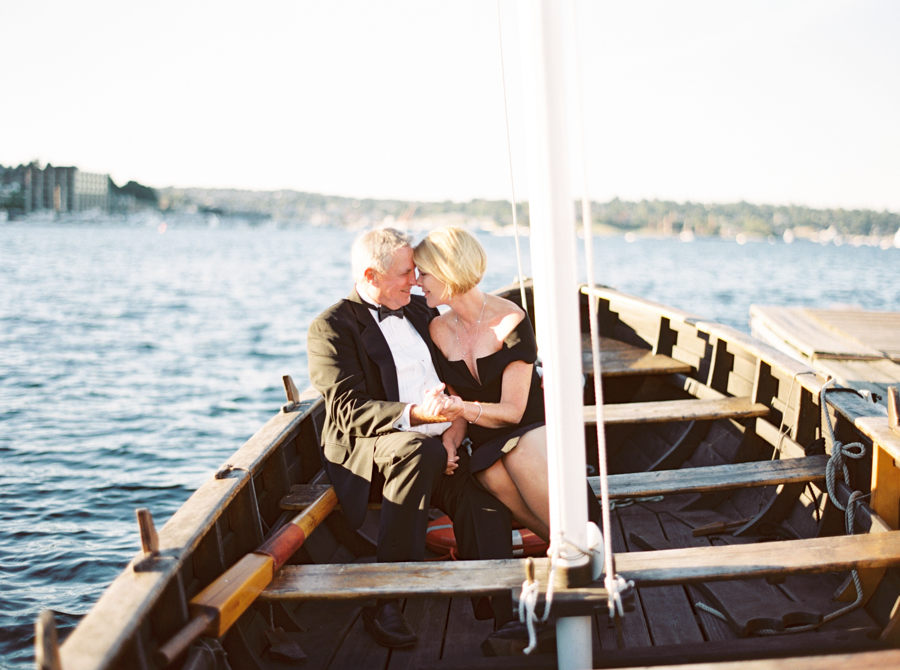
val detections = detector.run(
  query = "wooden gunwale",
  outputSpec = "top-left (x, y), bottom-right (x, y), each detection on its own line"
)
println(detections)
top-left (58, 389), bottom-right (323, 670)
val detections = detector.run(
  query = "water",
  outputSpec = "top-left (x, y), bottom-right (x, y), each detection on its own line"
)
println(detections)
top-left (1, 219), bottom-right (898, 668)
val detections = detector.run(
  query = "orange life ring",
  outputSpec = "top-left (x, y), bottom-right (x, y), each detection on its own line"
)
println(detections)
top-left (425, 514), bottom-right (549, 559)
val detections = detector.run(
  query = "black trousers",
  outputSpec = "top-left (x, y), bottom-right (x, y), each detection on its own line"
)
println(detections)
top-left (371, 431), bottom-right (513, 564)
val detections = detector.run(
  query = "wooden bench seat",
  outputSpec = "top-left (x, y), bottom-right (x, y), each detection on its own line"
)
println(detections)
top-left (281, 456), bottom-right (827, 511)
top-left (585, 396), bottom-right (770, 425)
top-left (593, 454), bottom-right (829, 500)
top-left (260, 530), bottom-right (900, 600)
top-left (584, 335), bottom-right (692, 377)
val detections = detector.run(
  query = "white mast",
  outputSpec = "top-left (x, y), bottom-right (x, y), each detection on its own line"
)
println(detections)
top-left (518, 1), bottom-right (593, 667)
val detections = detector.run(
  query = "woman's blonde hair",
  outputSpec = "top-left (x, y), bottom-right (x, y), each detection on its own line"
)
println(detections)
top-left (414, 227), bottom-right (487, 298)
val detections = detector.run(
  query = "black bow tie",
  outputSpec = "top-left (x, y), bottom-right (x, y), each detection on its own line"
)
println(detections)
top-left (377, 305), bottom-right (405, 322)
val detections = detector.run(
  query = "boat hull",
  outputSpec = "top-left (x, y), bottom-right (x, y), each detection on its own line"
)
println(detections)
top-left (54, 284), bottom-right (900, 669)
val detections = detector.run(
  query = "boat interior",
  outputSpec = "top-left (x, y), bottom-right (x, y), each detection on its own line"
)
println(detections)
top-left (52, 283), bottom-right (900, 670)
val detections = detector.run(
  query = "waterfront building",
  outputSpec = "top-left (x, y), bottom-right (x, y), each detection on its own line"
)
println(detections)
top-left (0, 162), bottom-right (110, 214)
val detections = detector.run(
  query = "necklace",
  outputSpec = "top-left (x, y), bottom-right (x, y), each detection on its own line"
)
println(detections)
top-left (455, 296), bottom-right (487, 357)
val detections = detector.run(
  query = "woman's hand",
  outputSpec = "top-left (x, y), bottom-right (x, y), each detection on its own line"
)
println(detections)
top-left (421, 384), bottom-right (466, 421)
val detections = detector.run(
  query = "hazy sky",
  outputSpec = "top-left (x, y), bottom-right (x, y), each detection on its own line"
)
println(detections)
top-left (3, 1), bottom-right (898, 211)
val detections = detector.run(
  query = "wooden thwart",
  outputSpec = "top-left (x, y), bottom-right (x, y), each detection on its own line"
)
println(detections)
top-left (585, 396), bottom-right (769, 425)
top-left (282, 456), bottom-right (828, 512)
top-left (594, 454), bottom-right (828, 500)
top-left (262, 530), bottom-right (900, 600)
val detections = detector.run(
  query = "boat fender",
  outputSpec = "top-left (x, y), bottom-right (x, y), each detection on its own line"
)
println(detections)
top-left (425, 515), bottom-right (550, 558)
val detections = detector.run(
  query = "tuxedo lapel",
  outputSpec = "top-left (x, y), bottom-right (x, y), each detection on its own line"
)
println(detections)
top-left (347, 289), bottom-right (400, 402)
top-left (406, 304), bottom-right (441, 370)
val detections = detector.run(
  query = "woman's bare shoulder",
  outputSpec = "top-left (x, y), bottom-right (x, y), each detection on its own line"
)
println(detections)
top-left (488, 295), bottom-right (526, 341)
top-left (429, 311), bottom-right (455, 345)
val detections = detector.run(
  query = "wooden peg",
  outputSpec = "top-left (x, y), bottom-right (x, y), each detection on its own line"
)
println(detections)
top-left (35, 610), bottom-right (62, 670)
top-left (282, 375), bottom-right (301, 412)
top-left (888, 387), bottom-right (900, 437)
top-left (136, 508), bottom-right (159, 556)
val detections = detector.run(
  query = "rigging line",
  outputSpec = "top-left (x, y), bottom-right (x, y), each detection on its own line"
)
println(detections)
top-left (567, 1), bottom-right (618, 613)
top-left (495, 0), bottom-right (528, 314)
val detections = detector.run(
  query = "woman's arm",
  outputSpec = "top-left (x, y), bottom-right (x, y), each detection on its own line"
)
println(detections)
top-left (453, 360), bottom-right (532, 429)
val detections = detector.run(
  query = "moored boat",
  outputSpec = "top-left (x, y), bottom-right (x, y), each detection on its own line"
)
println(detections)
top-left (750, 304), bottom-right (900, 406)
top-left (40, 280), bottom-right (900, 670)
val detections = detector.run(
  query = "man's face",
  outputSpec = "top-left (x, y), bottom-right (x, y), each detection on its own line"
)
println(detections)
top-left (368, 246), bottom-right (417, 310)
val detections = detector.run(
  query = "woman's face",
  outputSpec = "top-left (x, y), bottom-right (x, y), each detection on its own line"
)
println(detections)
top-left (416, 268), bottom-right (448, 308)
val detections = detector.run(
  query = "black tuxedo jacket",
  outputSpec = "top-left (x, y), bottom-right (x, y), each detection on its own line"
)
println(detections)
top-left (307, 288), bottom-right (441, 529)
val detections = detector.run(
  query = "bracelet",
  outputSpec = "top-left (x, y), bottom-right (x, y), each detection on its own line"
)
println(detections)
top-left (469, 401), bottom-right (483, 424)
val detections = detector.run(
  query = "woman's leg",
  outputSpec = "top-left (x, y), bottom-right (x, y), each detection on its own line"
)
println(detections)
top-left (476, 460), bottom-right (550, 542)
top-left (499, 426), bottom-right (551, 538)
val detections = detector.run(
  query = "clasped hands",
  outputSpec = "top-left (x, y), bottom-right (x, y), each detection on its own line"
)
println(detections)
top-left (420, 383), bottom-right (466, 422)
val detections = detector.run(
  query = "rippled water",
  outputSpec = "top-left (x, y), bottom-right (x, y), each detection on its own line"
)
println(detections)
top-left (1, 219), bottom-right (898, 668)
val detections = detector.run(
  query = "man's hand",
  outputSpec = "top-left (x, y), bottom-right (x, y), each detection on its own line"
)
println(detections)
top-left (442, 439), bottom-right (459, 475)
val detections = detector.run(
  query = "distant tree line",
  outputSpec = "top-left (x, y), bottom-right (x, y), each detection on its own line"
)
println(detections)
top-left (589, 198), bottom-right (900, 238)
top-left (109, 178), bottom-right (158, 206)
top-left (157, 187), bottom-right (899, 238)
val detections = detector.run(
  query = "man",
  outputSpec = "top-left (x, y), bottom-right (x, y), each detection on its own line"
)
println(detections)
top-left (307, 228), bottom-right (521, 651)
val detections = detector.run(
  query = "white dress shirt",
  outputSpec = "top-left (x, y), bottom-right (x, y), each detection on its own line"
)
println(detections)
top-left (359, 292), bottom-right (450, 437)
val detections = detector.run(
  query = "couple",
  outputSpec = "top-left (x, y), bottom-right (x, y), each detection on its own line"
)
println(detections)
top-left (307, 226), bottom-right (557, 654)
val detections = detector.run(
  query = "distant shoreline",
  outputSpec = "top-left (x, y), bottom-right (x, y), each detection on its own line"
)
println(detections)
top-left (5, 205), bottom-right (899, 250)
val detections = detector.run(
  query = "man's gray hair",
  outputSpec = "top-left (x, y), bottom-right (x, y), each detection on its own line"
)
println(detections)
top-left (351, 227), bottom-right (413, 282)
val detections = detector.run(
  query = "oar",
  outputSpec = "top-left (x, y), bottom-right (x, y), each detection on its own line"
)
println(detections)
top-left (154, 485), bottom-right (338, 666)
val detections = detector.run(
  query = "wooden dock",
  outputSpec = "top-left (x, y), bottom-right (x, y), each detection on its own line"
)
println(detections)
top-left (750, 305), bottom-right (900, 405)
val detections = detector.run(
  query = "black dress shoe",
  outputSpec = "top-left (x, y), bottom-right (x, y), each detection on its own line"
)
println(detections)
top-left (481, 620), bottom-right (556, 656)
top-left (362, 600), bottom-right (417, 648)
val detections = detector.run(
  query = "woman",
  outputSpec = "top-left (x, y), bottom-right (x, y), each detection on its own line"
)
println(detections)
top-left (413, 227), bottom-right (552, 541)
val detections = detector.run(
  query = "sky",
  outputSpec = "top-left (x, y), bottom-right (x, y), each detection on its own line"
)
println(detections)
top-left (2, 1), bottom-right (899, 211)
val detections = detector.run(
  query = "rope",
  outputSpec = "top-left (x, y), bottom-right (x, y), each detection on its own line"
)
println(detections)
top-left (695, 602), bottom-right (727, 621)
top-left (610, 496), bottom-right (664, 510)
top-left (773, 371), bottom-right (816, 455)
top-left (518, 579), bottom-right (541, 654)
top-left (821, 378), bottom-right (867, 509)
top-left (517, 540), bottom-right (560, 655)
top-left (495, 0), bottom-right (527, 313)
top-left (560, 0), bottom-right (626, 620)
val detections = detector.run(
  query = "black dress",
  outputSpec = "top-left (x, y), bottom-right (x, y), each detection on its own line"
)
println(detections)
top-left (435, 315), bottom-right (545, 475)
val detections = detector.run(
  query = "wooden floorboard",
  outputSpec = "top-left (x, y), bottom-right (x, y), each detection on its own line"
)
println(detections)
top-left (618, 506), bottom-right (705, 646)
top-left (662, 521), bottom-right (739, 644)
top-left (598, 509), bottom-right (652, 651)
top-left (440, 597), bottom-right (495, 665)
top-left (289, 599), bottom-right (363, 669)
top-left (327, 601), bottom-right (391, 670)
top-left (387, 597), bottom-right (450, 670)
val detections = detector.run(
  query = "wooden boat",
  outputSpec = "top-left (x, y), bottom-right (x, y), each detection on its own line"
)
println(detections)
top-left (39, 280), bottom-right (900, 670)
top-left (750, 305), bottom-right (900, 406)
